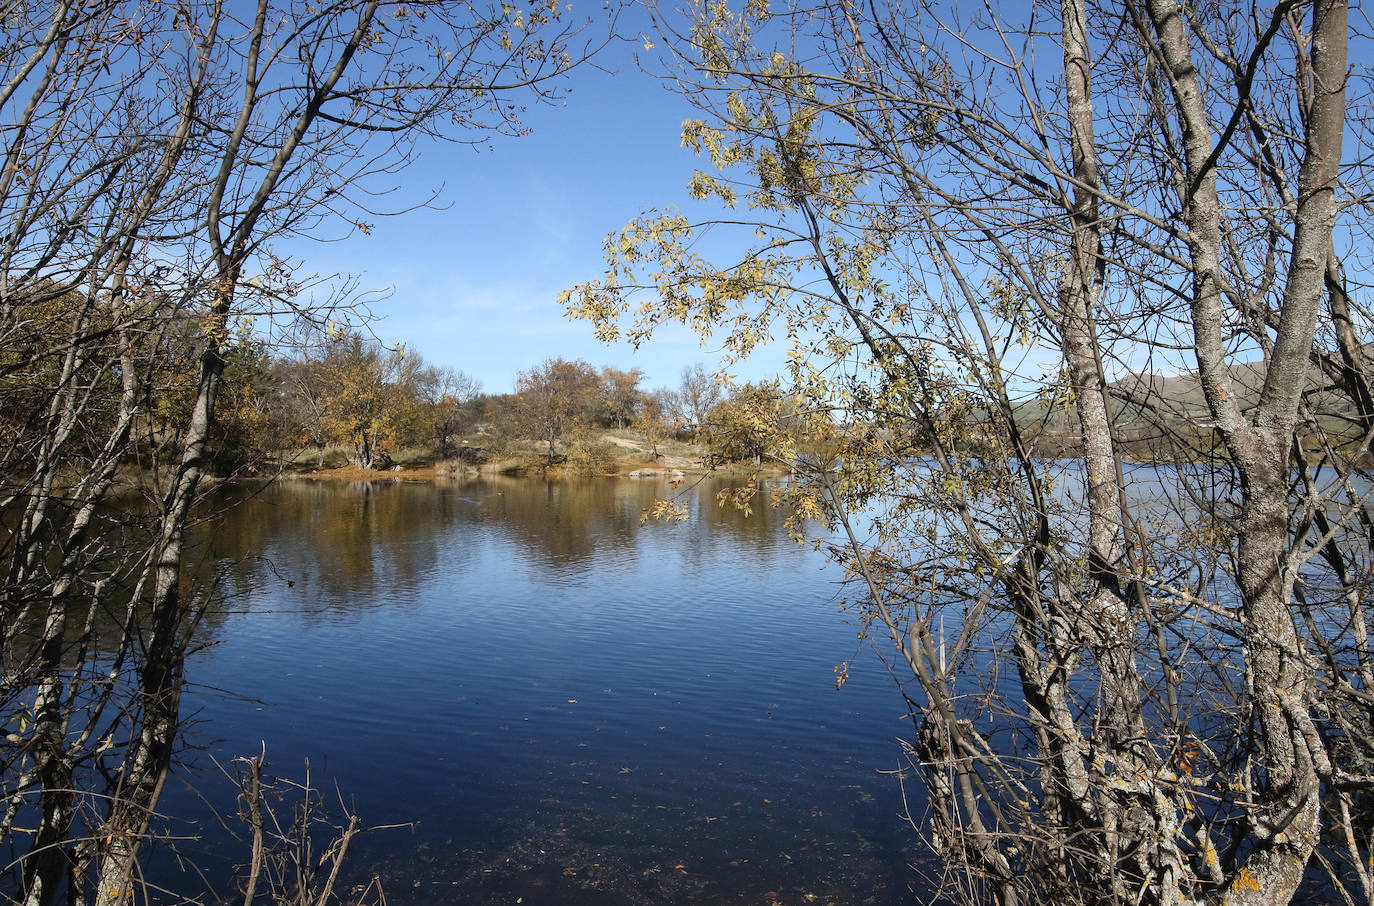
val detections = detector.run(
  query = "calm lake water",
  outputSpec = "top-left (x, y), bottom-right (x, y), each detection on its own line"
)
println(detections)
top-left (151, 475), bottom-right (925, 905)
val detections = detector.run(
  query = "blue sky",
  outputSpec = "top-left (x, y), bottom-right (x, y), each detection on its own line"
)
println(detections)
top-left (289, 10), bottom-right (785, 396)
top-left (286, 3), bottom-right (1373, 398)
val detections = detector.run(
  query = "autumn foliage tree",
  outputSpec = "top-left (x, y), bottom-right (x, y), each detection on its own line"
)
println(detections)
top-left (567, 1), bottom-right (1371, 905)
top-left (598, 366), bottom-right (645, 429)
top-left (510, 357), bottom-right (603, 465)
top-left (316, 330), bottom-right (427, 470)
top-left (705, 382), bottom-right (797, 466)
top-left (212, 329), bottom-right (286, 469)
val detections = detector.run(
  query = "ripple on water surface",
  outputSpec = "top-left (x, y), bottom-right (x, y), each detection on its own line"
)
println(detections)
top-left (161, 477), bottom-right (922, 905)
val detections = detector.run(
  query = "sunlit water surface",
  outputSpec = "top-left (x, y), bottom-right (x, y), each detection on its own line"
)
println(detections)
top-left (150, 476), bottom-right (924, 905)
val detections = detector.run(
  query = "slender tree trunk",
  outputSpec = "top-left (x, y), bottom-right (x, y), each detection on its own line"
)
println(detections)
top-left (1146, 1), bottom-right (1347, 901)
top-left (91, 289), bottom-right (230, 906)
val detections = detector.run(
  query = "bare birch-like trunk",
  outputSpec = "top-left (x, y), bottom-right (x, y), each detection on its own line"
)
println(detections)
top-left (1144, 1), bottom-right (1346, 901)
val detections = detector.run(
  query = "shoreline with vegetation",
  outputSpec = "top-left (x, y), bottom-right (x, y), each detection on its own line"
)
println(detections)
top-left (260, 428), bottom-right (791, 484)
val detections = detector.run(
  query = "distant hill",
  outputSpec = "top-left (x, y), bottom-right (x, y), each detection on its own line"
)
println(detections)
top-left (1010, 355), bottom-right (1358, 461)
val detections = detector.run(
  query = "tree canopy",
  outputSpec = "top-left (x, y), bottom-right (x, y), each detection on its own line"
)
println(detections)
top-left (0, 1), bottom-right (600, 903)
top-left (567, 2), bottom-right (1372, 904)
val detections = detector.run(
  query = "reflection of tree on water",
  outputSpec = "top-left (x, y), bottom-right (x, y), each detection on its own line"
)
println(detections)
top-left (475, 475), bottom-right (797, 572)
top-left (475, 477), bottom-right (638, 569)
top-left (191, 482), bottom-right (455, 622)
top-left (196, 478), bottom-right (799, 603)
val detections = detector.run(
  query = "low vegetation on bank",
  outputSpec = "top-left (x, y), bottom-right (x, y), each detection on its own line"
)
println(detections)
top-left (273, 428), bottom-right (721, 481)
